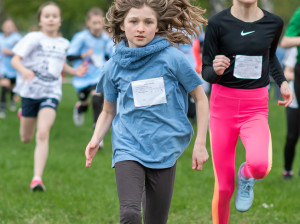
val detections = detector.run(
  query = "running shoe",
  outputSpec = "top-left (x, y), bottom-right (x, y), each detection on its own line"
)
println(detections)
top-left (282, 170), bottom-right (293, 180)
top-left (73, 102), bottom-right (84, 126)
top-left (30, 179), bottom-right (46, 192)
top-left (235, 162), bottom-right (257, 212)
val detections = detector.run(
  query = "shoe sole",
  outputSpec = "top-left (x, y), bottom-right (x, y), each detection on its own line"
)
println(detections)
top-left (31, 184), bottom-right (45, 192)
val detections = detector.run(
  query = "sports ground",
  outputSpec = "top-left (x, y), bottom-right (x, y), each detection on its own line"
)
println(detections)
top-left (0, 83), bottom-right (300, 224)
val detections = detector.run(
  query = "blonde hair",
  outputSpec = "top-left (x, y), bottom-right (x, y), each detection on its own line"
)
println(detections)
top-left (105, 0), bottom-right (207, 45)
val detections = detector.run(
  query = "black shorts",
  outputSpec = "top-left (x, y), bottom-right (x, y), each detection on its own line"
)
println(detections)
top-left (0, 74), bottom-right (16, 85)
top-left (77, 85), bottom-right (97, 101)
top-left (21, 98), bottom-right (59, 117)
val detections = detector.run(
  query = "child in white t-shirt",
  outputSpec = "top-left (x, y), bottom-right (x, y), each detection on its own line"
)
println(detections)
top-left (11, 1), bottom-right (87, 191)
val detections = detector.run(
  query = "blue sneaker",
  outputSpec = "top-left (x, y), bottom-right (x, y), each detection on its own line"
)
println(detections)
top-left (235, 162), bottom-right (257, 212)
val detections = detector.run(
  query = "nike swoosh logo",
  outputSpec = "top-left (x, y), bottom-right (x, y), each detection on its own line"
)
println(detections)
top-left (241, 30), bottom-right (255, 36)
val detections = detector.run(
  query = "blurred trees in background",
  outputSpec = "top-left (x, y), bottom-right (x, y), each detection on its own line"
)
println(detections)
top-left (0, 0), bottom-right (112, 39)
top-left (0, 0), bottom-right (299, 39)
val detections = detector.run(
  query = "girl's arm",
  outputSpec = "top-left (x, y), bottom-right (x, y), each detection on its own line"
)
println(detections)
top-left (284, 66), bottom-right (294, 81)
top-left (11, 55), bottom-right (35, 80)
top-left (62, 62), bottom-right (88, 77)
top-left (67, 48), bottom-right (94, 61)
top-left (85, 99), bottom-right (117, 168)
top-left (189, 85), bottom-right (209, 171)
top-left (3, 48), bottom-right (14, 56)
top-left (281, 36), bottom-right (300, 49)
top-left (202, 22), bottom-right (230, 83)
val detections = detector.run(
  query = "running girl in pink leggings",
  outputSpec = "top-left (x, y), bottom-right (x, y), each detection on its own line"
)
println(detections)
top-left (202, 0), bottom-right (294, 223)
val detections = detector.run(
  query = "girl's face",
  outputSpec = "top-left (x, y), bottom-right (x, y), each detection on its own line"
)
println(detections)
top-left (121, 5), bottom-right (158, 48)
top-left (2, 20), bottom-right (16, 36)
top-left (86, 15), bottom-right (103, 37)
top-left (39, 5), bottom-right (61, 36)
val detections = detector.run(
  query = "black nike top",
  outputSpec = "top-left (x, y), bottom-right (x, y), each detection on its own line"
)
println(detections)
top-left (202, 7), bottom-right (286, 89)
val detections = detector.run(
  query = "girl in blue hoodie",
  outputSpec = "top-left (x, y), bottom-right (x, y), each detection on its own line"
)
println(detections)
top-left (85, 0), bottom-right (208, 223)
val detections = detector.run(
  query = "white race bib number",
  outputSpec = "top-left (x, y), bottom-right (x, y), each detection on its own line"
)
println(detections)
top-left (131, 77), bottom-right (167, 107)
top-left (91, 55), bottom-right (102, 67)
top-left (233, 55), bottom-right (262, 79)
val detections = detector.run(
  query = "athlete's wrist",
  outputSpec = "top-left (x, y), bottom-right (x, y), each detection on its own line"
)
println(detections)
top-left (280, 80), bottom-right (288, 88)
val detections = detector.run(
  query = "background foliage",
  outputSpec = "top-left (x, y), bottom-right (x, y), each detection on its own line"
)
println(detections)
top-left (0, 0), bottom-right (299, 39)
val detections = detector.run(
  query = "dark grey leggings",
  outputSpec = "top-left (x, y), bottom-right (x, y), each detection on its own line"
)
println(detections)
top-left (284, 107), bottom-right (300, 171)
top-left (115, 161), bottom-right (176, 224)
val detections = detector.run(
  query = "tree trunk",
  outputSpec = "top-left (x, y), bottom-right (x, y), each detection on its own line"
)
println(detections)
top-left (260, 0), bottom-right (274, 12)
top-left (209, 0), bottom-right (226, 16)
top-left (0, 0), bottom-right (4, 22)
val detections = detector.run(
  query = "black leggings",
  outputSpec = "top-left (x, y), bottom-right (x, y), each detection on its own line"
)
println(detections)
top-left (115, 161), bottom-right (176, 224)
top-left (284, 107), bottom-right (300, 171)
top-left (286, 63), bottom-right (300, 171)
top-left (293, 63), bottom-right (300, 107)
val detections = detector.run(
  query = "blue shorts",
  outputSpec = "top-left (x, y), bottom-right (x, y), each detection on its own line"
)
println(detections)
top-left (21, 98), bottom-right (59, 117)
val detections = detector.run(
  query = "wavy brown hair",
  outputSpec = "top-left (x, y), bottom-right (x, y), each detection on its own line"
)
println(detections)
top-left (105, 0), bottom-right (207, 45)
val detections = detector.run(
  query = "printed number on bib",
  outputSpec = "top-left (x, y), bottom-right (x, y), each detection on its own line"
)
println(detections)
top-left (233, 55), bottom-right (262, 79)
top-left (131, 77), bottom-right (167, 107)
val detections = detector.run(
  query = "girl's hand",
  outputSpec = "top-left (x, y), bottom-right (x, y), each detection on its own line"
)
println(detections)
top-left (213, 55), bottom-right (230, 76)
top-left (85, 138), bottom-right (100, 168)
top-left (75, 61), bottom-right (88, 77)
top-left (22, 68), bottom-right (35, 80)
top-left (278, 81), bottom-right (294, 107)
top-left (192, 144), bottom-right (209, 171)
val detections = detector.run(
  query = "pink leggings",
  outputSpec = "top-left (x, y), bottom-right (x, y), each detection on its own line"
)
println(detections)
top-left (209, 84), bottom-right (272, 224)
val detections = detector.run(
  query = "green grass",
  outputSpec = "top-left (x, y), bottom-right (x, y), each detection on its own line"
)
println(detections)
top-left (0, 83), bottom-right (300, 224)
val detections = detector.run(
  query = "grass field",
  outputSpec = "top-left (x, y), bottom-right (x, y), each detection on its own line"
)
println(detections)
top-left (0, 83), bottom-right (300, 224)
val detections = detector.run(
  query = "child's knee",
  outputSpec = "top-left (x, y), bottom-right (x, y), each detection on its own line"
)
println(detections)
top-left (36, 130), bottom-right (49, 143)
top-left (248, 161), bottom-right (271, 179)
top-left (218, 185), bottom-right (235, 202)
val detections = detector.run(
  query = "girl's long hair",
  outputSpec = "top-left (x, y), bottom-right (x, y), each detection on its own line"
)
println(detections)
top-left (105, 0), bottom-right (207, 45)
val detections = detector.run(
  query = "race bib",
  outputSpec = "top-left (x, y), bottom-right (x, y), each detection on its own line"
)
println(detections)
top-left (131, 77), bottom-right (167, 107)
top-left (91, 54), bottom-right (102, 67)
top-left (233, 55), bottom-right (262, 79)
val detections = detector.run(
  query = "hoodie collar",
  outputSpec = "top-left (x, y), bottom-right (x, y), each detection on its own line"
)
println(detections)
top-left (112, 36), bottom-right (170, 69)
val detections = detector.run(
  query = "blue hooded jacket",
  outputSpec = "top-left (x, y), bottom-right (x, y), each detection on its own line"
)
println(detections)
top-left (97, 37), bottom-right (203, 168)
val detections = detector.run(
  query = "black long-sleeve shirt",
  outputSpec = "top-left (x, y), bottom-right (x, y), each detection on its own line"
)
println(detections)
top-left (202, 7), bottom-right (286, 89)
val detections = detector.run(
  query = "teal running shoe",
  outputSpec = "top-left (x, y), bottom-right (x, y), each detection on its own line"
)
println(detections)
top-left (235, 162), bottom-right (257, 212)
